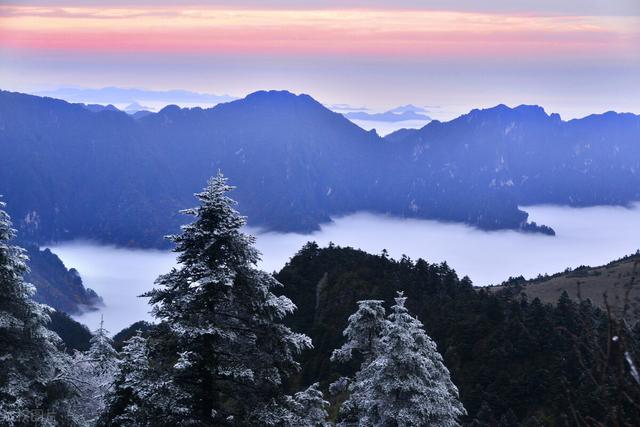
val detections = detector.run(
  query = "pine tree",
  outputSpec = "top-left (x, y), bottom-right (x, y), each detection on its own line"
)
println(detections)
top-left (255, 383), bottom-right (330, 426)
top-left (331, 300), bottom-right (386, 425)
top-left (331, 300), bottom-right (386, 365)
top-left (99, 332), bottom-right (189, 426)
top-left (68, 316), bottom-right (119, 425)
top-left (86, 317), bottom-right (119, 374)
top-left (105, 173), bottom-right (312, 425)
top-left (363, 293), bottom-right (466, 426)
top-left (0, 199), bottom-right (76, 426)
top-left (336, 293), bottom-right (465, 427)
top-left (289, 383), bottom-right (330, 427)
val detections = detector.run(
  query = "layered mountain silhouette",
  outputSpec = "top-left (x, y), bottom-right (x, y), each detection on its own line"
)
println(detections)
top-left (35, 86), bottom-right (235, 106)
top-left (1, 89), bottom-right (638, 247)
top-left (344, 105), bottom-right (431, 122)
top-left (387, 104), bottom-right (640, 207)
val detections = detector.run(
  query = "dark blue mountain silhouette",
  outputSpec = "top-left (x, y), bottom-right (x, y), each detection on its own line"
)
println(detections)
top-left (1, 89), bottom-right (637, 247)
top-left (386, 104), bottom-right (640, 207)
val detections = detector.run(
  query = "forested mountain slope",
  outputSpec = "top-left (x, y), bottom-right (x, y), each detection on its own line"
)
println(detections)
top-left (23, 244), bottom-right (102, 314)
top-left (2, 90), bottom-right (638, 247)
top-left (386, 105), bottom-right (640, 207)
top-left (275, 243), bottom-right (640, 425)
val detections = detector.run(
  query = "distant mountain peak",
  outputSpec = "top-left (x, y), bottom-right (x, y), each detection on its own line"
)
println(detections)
top-left (211, 90), bottom-right (343, 121)
top-left (388, 104), bottom-right (428, 114)
top-left (124, 101), bottom-right (153, 113)
top-left (157, 104), bottom-right (182, 115)
top-left (81, 103), bottom-right (120, 113)
top-left (473, 103), bottom-right (546, 115)
top-left (344, 104), bottom-right (431, 123)
top-left (513, 104), bottom-right (547, 115)
top-left (462, 104), bottom-right (552, 124)
top-left (246, 89), bottom-right (298, 98)
top-left (241, 90), bottom-right (320, 106)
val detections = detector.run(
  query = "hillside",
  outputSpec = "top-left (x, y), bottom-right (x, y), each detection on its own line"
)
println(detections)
top-left (495, 253), bottom-right (640, 315)
top-left (2, 90), bottom-right (638, 247)
top-left (275, 243), bottom-right (638, 425)
top-left (23, 244), bottom-right (102, 314)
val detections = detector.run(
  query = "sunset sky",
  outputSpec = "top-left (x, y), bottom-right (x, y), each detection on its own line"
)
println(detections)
top-left (1, 0), bottom-right (639, 119)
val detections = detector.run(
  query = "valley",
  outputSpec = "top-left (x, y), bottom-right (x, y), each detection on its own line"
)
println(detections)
top-left (44, 203), bottom-right (640, 333)
top-left (2, 1), bottom-right (639, 424)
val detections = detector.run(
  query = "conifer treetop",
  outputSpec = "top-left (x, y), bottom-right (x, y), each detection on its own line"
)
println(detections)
top-left (133, 174), bottom-right (313, 425)
top-left (331, 299), bottom-right (386, 364)
top-left (171, 171), bottom-right (259, 270)
top-left (335, 291), bottom-right (466, 427)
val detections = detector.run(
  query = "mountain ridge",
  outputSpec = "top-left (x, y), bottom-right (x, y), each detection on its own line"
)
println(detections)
top-left (2, 89), bottom-right (638, 247)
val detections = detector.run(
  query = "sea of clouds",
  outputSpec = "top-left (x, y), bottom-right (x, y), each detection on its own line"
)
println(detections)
top-left (50, 203), bottom-right (640, 333)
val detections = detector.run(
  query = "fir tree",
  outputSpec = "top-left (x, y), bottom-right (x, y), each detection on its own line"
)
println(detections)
top-left (362, 293), bottom-right (465, 426)
top-left (99, 332), bottom-right (189, 426)
top-left (289, 383), bottom-right (330, 427)
top-left (255, 383), bottom-right (330, 426)
top-left (331, 300), bottom-right (386, 365)
top-left (86, 317), bottom-right (119, 374)
top-left (331, 300), bottom-right (386, 425)
top-left (0, 199), bottom-right (76, 426)
top-left (106, 173), bottom-right (312, 425)
top-left (336, 292), bottom-right (465, 427)
top-left (68, 316), bottom-right (119, 425)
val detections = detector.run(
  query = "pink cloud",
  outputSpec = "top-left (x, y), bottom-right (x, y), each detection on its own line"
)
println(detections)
top-left (1, 5), bottom-right (638, 60)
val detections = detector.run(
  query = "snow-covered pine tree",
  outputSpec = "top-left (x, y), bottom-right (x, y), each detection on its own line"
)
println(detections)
top-left (99, 332), bottom-right (189, 426)
top-left (289, 383), bottom-right (330, 427)
top-left (86, 317), bottom-right (119, 374)
top-left (255, 382), bottom-right (330, 427)
top-left (136, 173), bottom-right (312, 425)
top-left (0, 199), bottom-right (76, 426)
top-left (331, 300), bottom-right (387, 425)
top-left (68, 316), bottom-right (119, 425)
top-left (331, 300), bottom-right (386, 365)
top-left (354, 292), bottom-right (466, 427)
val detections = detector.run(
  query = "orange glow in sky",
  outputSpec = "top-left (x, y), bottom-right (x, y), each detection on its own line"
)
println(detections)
top-left (2, 3), bottom-right (639, 118)
top-left (1, 5), bottom-right (638, 58)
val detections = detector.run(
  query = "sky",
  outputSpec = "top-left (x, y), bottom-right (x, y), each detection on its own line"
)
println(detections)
top-left (1, 1), bottom-right (640, 119)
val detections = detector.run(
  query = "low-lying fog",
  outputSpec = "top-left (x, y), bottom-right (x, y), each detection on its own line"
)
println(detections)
top-left (50, 203), bottom-right (640, 334)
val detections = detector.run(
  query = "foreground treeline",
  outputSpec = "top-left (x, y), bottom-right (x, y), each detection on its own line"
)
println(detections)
top-left (276, 246), bottom-right (640, 425)
top-left (0, 177), bottom-right (464, 427)
top-left (2, 173), bottom-right (640, 426)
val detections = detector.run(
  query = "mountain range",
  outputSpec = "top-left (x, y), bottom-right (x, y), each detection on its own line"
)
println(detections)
top-left (343, 104), bottom-right (431, 122)
top-left (34, 87), bottom-right (235, 108)
top-left (1, 89), bottom-right (638, 247)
